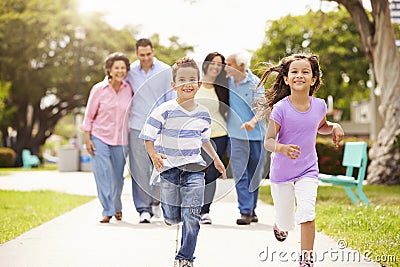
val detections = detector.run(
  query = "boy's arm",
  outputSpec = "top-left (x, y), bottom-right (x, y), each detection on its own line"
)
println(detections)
top-left (318, 117), bottom-right (344, 147)
top-left (202, 141), bottom-right (227, 179)
top-left (144, 140), bottom-right (166, 172)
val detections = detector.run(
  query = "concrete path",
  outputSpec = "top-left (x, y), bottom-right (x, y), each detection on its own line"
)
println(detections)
top-left (0, 171), bottom-right (379, 267)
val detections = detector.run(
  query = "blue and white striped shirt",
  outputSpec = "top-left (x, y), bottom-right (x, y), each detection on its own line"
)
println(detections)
top-left (140, 99), bottom-right (211, 171)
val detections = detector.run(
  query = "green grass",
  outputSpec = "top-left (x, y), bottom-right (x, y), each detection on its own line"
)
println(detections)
top-left (0, 163), bottom-right (57, 175)
top-left (259, 185), bottom-right (400, 267)
top-left (0, 190), bottom-right (95, 244)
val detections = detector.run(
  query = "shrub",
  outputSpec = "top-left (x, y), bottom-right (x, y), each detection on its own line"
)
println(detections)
top-left (317, 138), bottom-right (345, 175)
top-left (317, 137), bottom-right (371, 177)
top-left (0, 147), bottom-right (17, 167)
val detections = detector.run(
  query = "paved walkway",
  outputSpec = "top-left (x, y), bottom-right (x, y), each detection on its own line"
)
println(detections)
top-left (0, 171), bottom-right (379, 267)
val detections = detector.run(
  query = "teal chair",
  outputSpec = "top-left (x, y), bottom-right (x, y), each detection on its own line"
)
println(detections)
top-left (319, 142), bottom-right (369, 205)
top-left (22, 149), bottom-right (40, 169)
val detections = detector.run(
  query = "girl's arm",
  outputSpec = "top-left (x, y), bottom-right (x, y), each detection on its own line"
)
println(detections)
top-left (318, 117), bottom-right (344, 147)
top-left (264, 119), bottom-right (301, 160)
top-left (264, 119), bottom-right (280, 152)
top-left (144, 140), bottom-right (166, 172)
top-left (202, 141), bottom-right (227, 179)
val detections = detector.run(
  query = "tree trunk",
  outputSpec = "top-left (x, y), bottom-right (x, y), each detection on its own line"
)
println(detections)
top-left (10, 100), bottom-right (70, 165)
top-left (332, 0), bottom-right (400, 184)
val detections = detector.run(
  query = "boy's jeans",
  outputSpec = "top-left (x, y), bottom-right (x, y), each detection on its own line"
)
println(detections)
top-left (160, 167), bottom-right (205, 262)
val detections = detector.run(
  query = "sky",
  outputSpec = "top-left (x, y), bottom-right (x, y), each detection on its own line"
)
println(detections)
top-left (78, 0), bottom-right (338, 61)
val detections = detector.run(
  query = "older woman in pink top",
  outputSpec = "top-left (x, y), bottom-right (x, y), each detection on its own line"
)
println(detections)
top-left (81, 52), bottom-right (133, 223)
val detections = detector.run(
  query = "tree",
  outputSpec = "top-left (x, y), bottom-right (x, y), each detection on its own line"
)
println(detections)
top-left (0, 81), bottom-right (11, 126)
top-left (252, 1), bottom-right (399, 184)
top-left (150, 34), bottom-right (195, 66)
top-left (0, 0), bottom-right (134, 159)
top-left (0, 0), bottom-right (194, 164)
top-left (0, 81), bottom-right (14, 146)
top-left (327, 0), bottom-right (400, 184)
top-left (252, 9), bottom-right (370, 120)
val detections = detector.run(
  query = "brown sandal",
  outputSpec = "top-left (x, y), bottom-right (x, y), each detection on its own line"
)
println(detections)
top-left (100, 216), bottom-right (111, 223)
top-left (115, 212), bottom-right (122, 221)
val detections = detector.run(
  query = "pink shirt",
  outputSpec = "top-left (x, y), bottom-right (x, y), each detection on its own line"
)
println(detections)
top-left (81, 80), bottom-right (133, 146)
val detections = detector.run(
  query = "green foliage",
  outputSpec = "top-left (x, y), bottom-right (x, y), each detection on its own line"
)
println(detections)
top-left (252, 9), bottom-right (370, 120)
top-left (0, 147), bottom-right (16, 167)
top-left (149, 34), bottom-right (195, 66)
top-left (393, 22), bottom-right (400, 42)
top-left (316, 137), bottom-right (345, 175)
top-left (316, 138), bottom-right (372, 177)
top-left (259, 185), bottom-right (400, 267)
top-left (0, 190), bottom-right (94, 244)
top-left (390, 133), bottom-right (400, 152)
top-left (53, 114), bottom-right (77, 139)
top-left (0, 0), bottom-right (194, 156)
top-left (0, 81), bottom-right (11, 119)
top-left (0, 81), bottom-right (16, 132)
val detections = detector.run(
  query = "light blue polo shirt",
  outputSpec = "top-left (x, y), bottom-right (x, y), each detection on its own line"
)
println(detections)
top-left (126, 57), bottom-right (176, 130)
top-left (227, 69), bottom-right (266, 141)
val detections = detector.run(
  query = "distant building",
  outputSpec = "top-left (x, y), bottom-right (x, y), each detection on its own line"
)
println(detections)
top-left (390, 0), bottom-right (400, 48)
top-left (351, 100), bottom-right (370, 124)
top-left (339, 100), bottom-right (370, 138)
top-left (390, 0), bottom-right (400, 24)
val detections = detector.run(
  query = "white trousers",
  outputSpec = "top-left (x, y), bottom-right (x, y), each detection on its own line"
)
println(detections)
top-left (270, 177), bottom-right (318, 231)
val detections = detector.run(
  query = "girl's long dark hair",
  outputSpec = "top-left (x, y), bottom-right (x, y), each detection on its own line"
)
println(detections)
top-left (202, 52), bottom-right (229, 119)
top-left (257, 53), bottom-right (322, 109)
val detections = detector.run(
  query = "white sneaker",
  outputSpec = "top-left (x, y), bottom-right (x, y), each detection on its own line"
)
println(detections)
top-left (200, 213), bottom-right (212, 224)
top-left (139, 212), bottom-right (151, 223)
top-left (152, 204), bottom-right (162, 218)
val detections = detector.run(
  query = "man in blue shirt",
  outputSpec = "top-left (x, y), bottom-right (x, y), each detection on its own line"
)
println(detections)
top-left (226, 52), bottom-right (267, 225)
top-left (126, 38), bottom-right (176, 223)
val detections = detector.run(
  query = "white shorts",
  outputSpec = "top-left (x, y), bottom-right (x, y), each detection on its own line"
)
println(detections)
top-left (270, 177), bottom-right (318, 231)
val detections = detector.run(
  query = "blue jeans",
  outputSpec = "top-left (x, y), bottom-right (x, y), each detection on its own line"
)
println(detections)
top-left (200, 135), bottom-right (229, 214)
top-left (160, 167), bottom-right (205, 261)
top-left (230, 138), bottom-right (266, 216)
top-left (91, 135), bottom-right (126, 217)
top-left (128, 129), bottom-right (157, 215)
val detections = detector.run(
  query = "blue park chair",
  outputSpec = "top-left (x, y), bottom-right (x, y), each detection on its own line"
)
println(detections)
top-left (318, 141), bottom-right (369, 205)
top-left (22, 149), bottom-right (40, 169)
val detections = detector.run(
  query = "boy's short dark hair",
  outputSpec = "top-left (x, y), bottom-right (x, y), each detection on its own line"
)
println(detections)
top-left (171, 57), bottom-right (200, 82)
top-left (136, 38), bottom-right (153, 50)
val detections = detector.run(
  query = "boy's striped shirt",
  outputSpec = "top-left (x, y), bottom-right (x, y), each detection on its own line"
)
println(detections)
top-left (140, 99), bottom-right (211, 171)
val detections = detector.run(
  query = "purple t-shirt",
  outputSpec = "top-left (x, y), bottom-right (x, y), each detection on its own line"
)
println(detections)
top-left (269, 96), bottom-right (327, 183)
